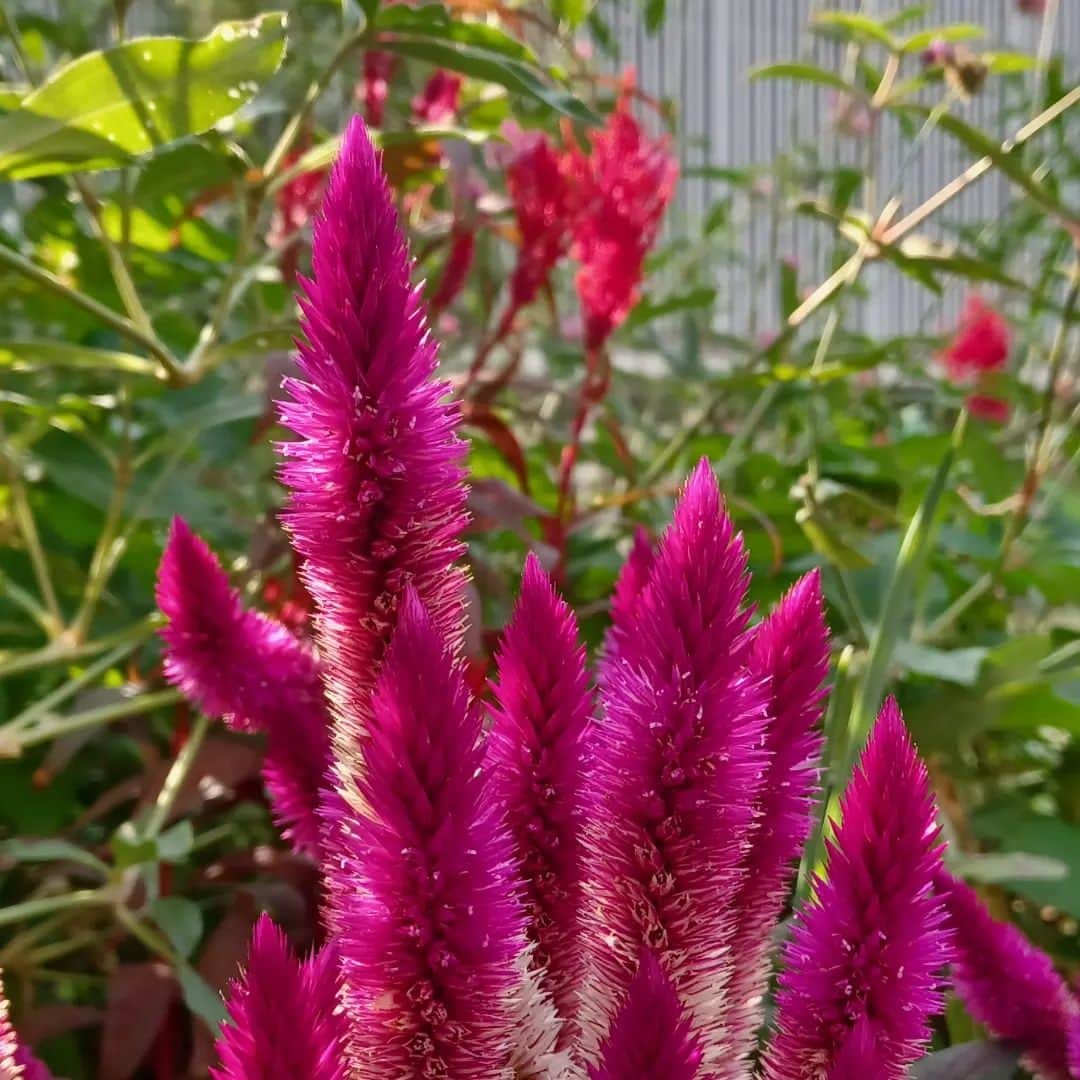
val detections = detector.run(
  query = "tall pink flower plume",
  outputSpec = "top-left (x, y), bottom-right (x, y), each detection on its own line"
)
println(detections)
top-left (278, 116), bottom-right (468, 752)
top-left (1, 971), bottom-right (50, 1079)
top-left (588, 951), bottom-right (703, 1080)
top-left (486, 553), bottom-right (593, 1029)
top-left (603, 525), bottom-right (655, 665)
top-left (156, 518), bottom-right (331, 855)
top-left (333, 590), bottom-right (525, 1077)
top-left (1069, 1014), bottom-right (1080, 1077)
top-left (721, 570), bottom-right (830, 1073)
top-left (566, 72), bottom-right (678, 351)
top-left (579, 459), bottom-right (768, 1065)
top-left (763, 699), bottom-right (951, 1080)
top-left (936, 869), bottom-right (1080, 1080)
top-left (503, 125), bottom-right (575, 324)
top-left (213, 914), bottom-right (348, 1080)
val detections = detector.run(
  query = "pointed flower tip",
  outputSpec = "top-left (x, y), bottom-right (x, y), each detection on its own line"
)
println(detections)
top-left (589, 951), bottom-right (703, 1080)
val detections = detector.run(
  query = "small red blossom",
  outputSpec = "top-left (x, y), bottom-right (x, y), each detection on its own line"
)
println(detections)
top-left (503, 123), bottom-right (576, 319)
top-left (965, 393), bottom-right (1011, 424)
top-left (429, 225), bottom-right (475, 313)
top-left (566, 72), bottom-right (678, 351)
top-left (941, 295), bottom-right (1011, 381)
top-left (359, 50), bottom-right (396, 127)
top-left (268, 139), bottom-right (326, 285)
top-left (412, 69), bottom-right (462, 125)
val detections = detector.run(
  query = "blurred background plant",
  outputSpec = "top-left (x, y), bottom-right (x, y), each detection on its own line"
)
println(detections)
top-left (0, 0), bottom-right (1076, 1076)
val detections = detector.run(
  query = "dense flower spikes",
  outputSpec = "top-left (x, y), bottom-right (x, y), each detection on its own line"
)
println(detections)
top-left (333, 591), bottom-right (524, 1077)
top-left (589, 951), bottom-right (703, 1080)
top-left (486, 554), bottom-right (593, 1027)
top-left (941, 294), bottom-right (1011, 380)
top-left (156, 518), bottom-right (331, 854)
top-left (579, 459), bottom-right (768, 1065)
top-left (722, 570), bottom-right (830, 1074)
top-left (567, 74), bottom-right (678, 351)
top-left (278, 116), bottom-right (468, 753)
top-left (214, 915), bottom-right (348, 1080)
top-left (937, 869), bottom-right (1080, 1080)
top-left (764, 699), bottom-right (951, 1080)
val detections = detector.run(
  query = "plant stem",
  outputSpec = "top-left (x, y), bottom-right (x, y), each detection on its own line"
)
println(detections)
top-left (0, 244), bottom-right (178, 379)
top-left (6, 689), bottom-right (182, 755)
top-left (143, 712), bottom-right (211, 840)
top-left (0, 889), bottom-right (110, 929)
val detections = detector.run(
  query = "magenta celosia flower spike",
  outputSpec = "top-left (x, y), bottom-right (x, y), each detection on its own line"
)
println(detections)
top-left (588, 951), bottom-right (703, 1080)
top-left (602, 525), bottom-right (655, 669)
top-left (721, 570), bottom-right (830, 1073)
top-left (156, 518), bottom-right (331, 855)
top-left (936, 869), bottom-right (1080, 1080)
top-left (1, 971), bottom-right (51, 1079)
top-left (334, 589), bottom-right (525, 1077)
top-left (579, 459), bottom-right (768, 1065)
top-left (763, 698), bottom-right (951, 1080)
top-left (1069, 1014), bottom-right (1080, 1078)
top-left (278, 116), bottom-right (468, 751)
top-left (486, 553), bottom-right (593, 1031)
top-left (212, 914), bottom-right (348, 1080)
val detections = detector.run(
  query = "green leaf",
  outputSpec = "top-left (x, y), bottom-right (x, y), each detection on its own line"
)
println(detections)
top-left (811, 11), bottom-right (897, 50)
top-left (156, 820), bottom-right (195, 863)
top-left (623, 287), bottom-right (716, 330)
top-left (375, 6), bottom-right (539, 64)
top-left (1, 837), bottom-right (110, 879)
top-left (0, 341), bottom-right (160, 378)
top-left (177, 962), bottom-right (227, 1031)
top-left (901, 25), bottom-right (984, 54)
top-left (0, 14), bottom-right (288, 179)
top-left (911, 1042), bottom-right (1020, 1080)
top-left (150, 896), bottom-right (203, 959)
top-left (986, 51), bottom-right (1039, 75)
top-left (377, 35), bottom-right (596, 124)
top-left (110, 821), bottom-right (158, 870)
top-left (201, 324), bottom-right (298, 368)
top-left (895, 641), bottom-right (987, 686)
top-left (749, 63), bottom-right (858, 95)
top-left (551, 0), bottom-right (589, 29)
top-left (950, 851), bottom-right (1067, 885)
top-left (645, 0), bottom-right (667, 33)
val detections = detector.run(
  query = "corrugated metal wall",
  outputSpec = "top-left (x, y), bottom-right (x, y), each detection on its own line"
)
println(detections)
top-left (603, 0), bottom-right (1079, 337)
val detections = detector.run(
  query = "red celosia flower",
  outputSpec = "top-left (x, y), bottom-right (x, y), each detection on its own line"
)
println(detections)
top-left (722, 570), bottom-right (830, 1073)
top-left (503, 124), bottom-right (576, 323)
top-left (359, 51), bottom-right (396, 127)
top-left (268, 137), bottom-right (326, 285)
top-left (941, 295), bottom-right (1011, 381)
top-left (486, 554), bottom-right (593, 1031)
top-left (588, 951), bottom-right (704, 1080)
top-left (579, 459), bottom-right (768, 1067)
top-left (156, 518), bottom-right (331, 855)
top-left (937, 869), bottom-right (1080, 1080)
top-left (966, 392), bottom-right (1011, 424)
top-left (333, 590), bottom-right (525, 1077)
top-left (214, 915), bottom-right (348, 1080)
top-left (763, 699), bottom-right (951, 1079)
top-left (429, 224), bottom-right (475, 314)
top-left (278, 116), bottom-right (469, 746)
top-left (566, 73), bottom-right (678, 351)
top-left (412, 69), bottom-right (462, 125)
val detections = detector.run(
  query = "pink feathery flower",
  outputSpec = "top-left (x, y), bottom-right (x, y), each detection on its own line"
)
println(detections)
top-left (966, 392), bottom-right (1011, 424)
top-left (936, 869), bottom-right (1079, 1080)
top-left (1069, 1014), bottom-right (1080, 1077)
top-left (156, 518), bottom-right (331, 855)
top-left (1, 971), bottom-right (51, 1079)
top-left (503, 125), bottom-right (575, 322)
top-left (486, 553), bottom-right (593, 1028)
top-left (567, 71), bottom-right (678, 351)
top-left (334, 590), bottom-right (525, 1077)
top-left (588, 951), bottom-right (703, 1080)
top-left (763, 699), bottom-right (951, 1080)
top-left (578, 459), bottom-right (768, 1066)
top-left (278, 116), bottom-right (468, 746)
top-left (412, 69), bottom-right (462, 125)
top-left (941, 295), bottom-right (1011, 381)
top-left (605, 526), bottom-right (655, 652)
top-left (722, 570), bottom-right (830, 1073)
top-left (359, 51), bottom-right (396, 127)
top-left (429, 225), bottom-right (475, 314)
top-left (213, 914), bottom-right (348, 1080)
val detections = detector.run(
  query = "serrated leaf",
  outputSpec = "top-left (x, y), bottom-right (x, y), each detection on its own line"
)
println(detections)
top-left (150, 896), bottom-right (203, 959)
top-left (0, 14), bottom-right (287, 179)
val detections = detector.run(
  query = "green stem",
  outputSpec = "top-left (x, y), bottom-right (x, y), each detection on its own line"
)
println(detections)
top-left (0, 889), bottom-right (109, 929)
top-left (143, 712), bottom-right (211, 840)
top-left (6, 688), bottom-right (182, 755)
